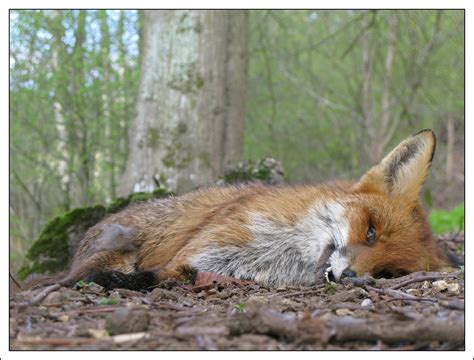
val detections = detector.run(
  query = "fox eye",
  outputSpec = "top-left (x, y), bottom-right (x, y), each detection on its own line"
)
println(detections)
top-left (366, 223), bottom-right (376, 245)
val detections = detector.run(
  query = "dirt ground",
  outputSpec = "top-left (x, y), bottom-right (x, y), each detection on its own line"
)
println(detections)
top-left (9, 232), bottom-right (464, 350)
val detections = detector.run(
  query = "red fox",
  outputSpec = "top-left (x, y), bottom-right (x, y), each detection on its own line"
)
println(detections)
top-left (61, 129), bottom-right (457, 290)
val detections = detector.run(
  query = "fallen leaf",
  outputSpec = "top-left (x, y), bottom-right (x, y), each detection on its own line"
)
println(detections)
top-left (193, 272), bottom-right (255, 290)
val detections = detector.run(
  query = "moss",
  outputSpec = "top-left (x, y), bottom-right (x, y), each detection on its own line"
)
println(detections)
top-left (145, 127), bottom-right (161, 149)
top-left (19, 187), bottom-right (174, 279)
top-left (176, 12), bottom-right (201, 34)
top-left (195, 75), bottom-right (204, 89)
top-left (159, 174), bottom-right (167, 185)
top-left (177, 122), bottom-right (187, 134)
top-left (152, 187), bottom-right (174, 198)
top-left (162, 128), bottom-right (192, 170)
top-left (221, 157), bottom-right (285, 185)
top-left (167, 63), bottom-right (203, 94)
top-left (18, 205), bottom-right (106, 280)
top-left (199, 151), bottom-right (211, 169)
top-left (194, 20), bottom-right (202, 34)
top-left (107, 187), bottom-right (174, 214)
top-left (162, 151), bottom-right (176, 168)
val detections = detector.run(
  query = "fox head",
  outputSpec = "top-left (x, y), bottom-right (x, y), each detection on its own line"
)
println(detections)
top-left (328, 129), bottom-right (459, 280)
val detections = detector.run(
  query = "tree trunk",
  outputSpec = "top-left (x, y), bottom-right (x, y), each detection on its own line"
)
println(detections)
top-left (360, 10), bottom-right (374, 163)
top-left (445, 113), bottom-right (455, 182)
top-left (99, 10), bottom-right (116, 202)
top-left (73, 11), bottom-right (92, 207)
top-left (50, 10), bottom-right (72, 211)
top-left (361, 11), bottom-right (399, 164)
top-left (120, 10), bottom-right (248, 195)
top-left (377, 13), bottom-right (398, 161)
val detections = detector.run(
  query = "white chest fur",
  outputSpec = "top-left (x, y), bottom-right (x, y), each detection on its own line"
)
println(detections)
top-left (190, 201), bottom-right (349, 286)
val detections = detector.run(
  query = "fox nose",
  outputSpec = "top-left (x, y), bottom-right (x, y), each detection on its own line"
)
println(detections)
top-left (341, 268), bottom-right (356, 278)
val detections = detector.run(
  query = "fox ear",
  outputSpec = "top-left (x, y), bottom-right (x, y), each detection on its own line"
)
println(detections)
top-left (358, 129), bottom-right (436, 200)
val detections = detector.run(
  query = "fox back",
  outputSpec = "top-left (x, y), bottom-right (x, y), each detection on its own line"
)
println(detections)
top-left (62, 129), bottom-right (455, 289)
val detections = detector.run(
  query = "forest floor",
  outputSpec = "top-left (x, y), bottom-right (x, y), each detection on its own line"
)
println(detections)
top-left (9, 232), bottom-right (464, 351)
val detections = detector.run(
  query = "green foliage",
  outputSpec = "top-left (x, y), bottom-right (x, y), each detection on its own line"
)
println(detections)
top-left (233, 302), bottom-right (246, 313)
top-left (245, 10), bottom-right (464, 203)
top-left (428, 203), bottom-right (464, 234)
top-left (74, 280), bottom-right (87, 289)
top-left (98, 297), bottom-right (118, 305)
top-left (10, 10), bottom-right (142, 271)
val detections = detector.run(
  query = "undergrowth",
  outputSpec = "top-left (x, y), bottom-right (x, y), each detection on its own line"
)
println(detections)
top-left (429, 203), bottom-right (464, 234)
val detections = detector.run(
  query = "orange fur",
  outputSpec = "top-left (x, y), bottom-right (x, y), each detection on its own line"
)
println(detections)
top-left (61, 129), bottom-right (454, 288)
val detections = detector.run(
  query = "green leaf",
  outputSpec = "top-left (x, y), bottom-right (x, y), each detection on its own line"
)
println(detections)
top-left (98, 297), bottom-right (118, 305)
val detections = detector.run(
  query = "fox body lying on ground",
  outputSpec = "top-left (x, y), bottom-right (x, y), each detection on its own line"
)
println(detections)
top-left (61, 130), bottom-right (456, 290)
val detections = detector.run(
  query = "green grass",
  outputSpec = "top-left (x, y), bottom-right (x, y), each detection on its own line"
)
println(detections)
top-left (429, 203), bottom-right (464, 234)
top-left (324, 282), bottom-right (338, 294)
top-left (233, 303), bottom-right (246, 313)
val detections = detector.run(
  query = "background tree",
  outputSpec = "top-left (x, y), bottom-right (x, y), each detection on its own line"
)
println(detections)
top-left (10, 10), bottom-right (141, 265)
top-left (246, 10), bottom-right (464, 205)
top-left (120, 10), bottom-right (248, 194)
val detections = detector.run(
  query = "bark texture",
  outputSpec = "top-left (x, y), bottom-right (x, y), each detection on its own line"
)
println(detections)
top-left (120, 10), bottom-right (248, 195)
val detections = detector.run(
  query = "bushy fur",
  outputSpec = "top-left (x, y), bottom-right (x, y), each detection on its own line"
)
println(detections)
top-left (61, 130), bottom-right (454, 290)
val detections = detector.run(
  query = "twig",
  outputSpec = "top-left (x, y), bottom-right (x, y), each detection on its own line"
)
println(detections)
top-left (274, 285), bottom-right (326, 298)
top-left (389, 273), bottom-right (459, 290)
top-left (365, 286), bottom-right (436, 302)
top-left (388, 305), bottom-right (422, 321)
top-left (10, 273), bottom-right (22, 289)
top-left (332, 303), bottom-right (373, 311)
top-left (50, 306), bottom-right (121, 317)
top-left (328, 314), bottom-right (464, 344)
top-left (16, 284), bottom-right (61, 310)
top-left (229, 302), bottom-right (464, 345)
top-left (12, 337), bottom-right (100, 347)
top-left (438, 299), bottom-right (464, 311)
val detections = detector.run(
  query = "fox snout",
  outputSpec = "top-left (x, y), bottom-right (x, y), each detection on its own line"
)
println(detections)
top-left (320, 129), bottom-right (457, 282)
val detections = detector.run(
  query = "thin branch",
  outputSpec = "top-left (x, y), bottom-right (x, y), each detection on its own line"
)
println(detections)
top-left (10, 273), bottom-right (22, 290)
top-left (365, 286), bottom-right (437, 302)
top-left (341, 10), bottom-right (376, 59)
top-left (389, 273), bottom-right (458, 290)
top-left (16, 284), bottom-right (61, 310)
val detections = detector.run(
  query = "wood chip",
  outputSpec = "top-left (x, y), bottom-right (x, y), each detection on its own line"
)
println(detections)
top-left (112, 332), bottom-right (148, 343)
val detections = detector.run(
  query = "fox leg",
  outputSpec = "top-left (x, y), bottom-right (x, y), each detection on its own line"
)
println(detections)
top-left (60, 251), bottom-right (159, 291)
top-left (158, 243), bottom-right (238, 285)
top-left (61, 223), bottom-right (160, 291)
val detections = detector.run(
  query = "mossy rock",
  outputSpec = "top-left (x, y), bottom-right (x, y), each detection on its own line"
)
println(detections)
top-left (18, 205), bottom-right (106, 280)
top-left (219, 157), bottom-right (285, 185)
top-left (18, 187), bottom-right (173, 280)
